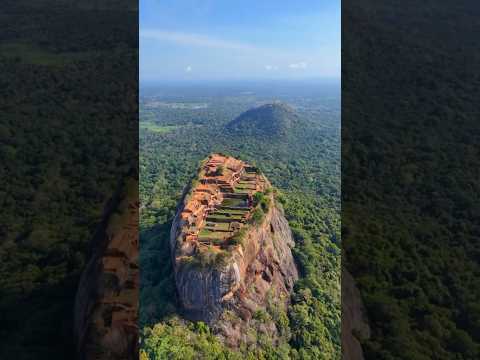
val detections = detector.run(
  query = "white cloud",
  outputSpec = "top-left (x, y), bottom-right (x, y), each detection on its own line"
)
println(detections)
top-left (140, 29), bottom-right (257, 51)
top-left (289, 61), bottom-right (308, 69)
top-left (185, 65), bottom-right (192, 72)
top-left (265, 65), bottom-right (279, 71)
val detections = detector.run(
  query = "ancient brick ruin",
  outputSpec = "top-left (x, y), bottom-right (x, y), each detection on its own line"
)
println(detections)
top-left (177, 154), bottom-right (267, 254)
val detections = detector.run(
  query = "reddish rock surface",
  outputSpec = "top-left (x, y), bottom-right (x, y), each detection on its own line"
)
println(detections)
top-left (74, 174), bottom-right (139, 360)
top-left (170, 154), bottom-right (298, 347)
top-left (342, 268), bottom-right (370, 360)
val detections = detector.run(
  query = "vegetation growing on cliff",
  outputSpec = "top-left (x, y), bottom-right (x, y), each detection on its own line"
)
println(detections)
top-left (229, 228), bottom-right (247, 247)
top-left (140, 82), bottom-right (340, 358)
top-left (179, 247), bottom-right (231, 270)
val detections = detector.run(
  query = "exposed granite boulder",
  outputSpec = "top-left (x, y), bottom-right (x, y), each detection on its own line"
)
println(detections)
top-left (174, 260), bottom-right (241, 322)
top-left (74, 173), bottom-right (139, 360)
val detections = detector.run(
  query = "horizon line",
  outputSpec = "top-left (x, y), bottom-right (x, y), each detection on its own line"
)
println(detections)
top-left (140, 76), bottom-right (341, 84)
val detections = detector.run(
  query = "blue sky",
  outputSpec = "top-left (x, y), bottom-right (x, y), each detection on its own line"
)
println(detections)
top-left (140, 0), bottom-right (340, 82)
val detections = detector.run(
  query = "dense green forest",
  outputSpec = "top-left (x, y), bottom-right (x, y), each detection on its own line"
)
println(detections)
top-left (0, 3), bottom-right (137, 358)
top-left (343, 1), bottom-right (480, 359)
top-left (139, 82), bottom-right (341, 359)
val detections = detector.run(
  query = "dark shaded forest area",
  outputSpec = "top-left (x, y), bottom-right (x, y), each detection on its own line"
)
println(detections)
top-left (343, 1), bottom-right (480, 359)
top-left (0, 2), bottom-right (137, 358)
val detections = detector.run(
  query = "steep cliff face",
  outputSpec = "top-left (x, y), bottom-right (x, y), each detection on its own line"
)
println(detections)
top-left (170, 156), bottom-right (298, 346)
top-left (171, 199), bottom-right (297, 318)
top-left (214, 202), bottom-right (298, 346)
top-left (74, 174), bottom-right (139, 360)
top-left (342, 268), bottom-right (370, 360)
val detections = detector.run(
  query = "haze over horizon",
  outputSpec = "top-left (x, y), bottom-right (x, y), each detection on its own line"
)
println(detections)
top-left (140, 0), bottom-right (340, 82)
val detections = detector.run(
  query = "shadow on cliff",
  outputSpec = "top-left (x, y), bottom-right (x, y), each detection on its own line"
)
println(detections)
top-left (139, 221), bottom-right (179, 327)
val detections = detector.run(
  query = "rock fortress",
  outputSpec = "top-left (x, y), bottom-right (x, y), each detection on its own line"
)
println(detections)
top-left (177, 153), bottom-right (268, 256)
top-left (170, 153), bottom-right (298, 347)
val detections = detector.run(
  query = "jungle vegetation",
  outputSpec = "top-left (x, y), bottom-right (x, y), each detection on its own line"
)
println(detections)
top-left (139, 81), bottom-right (341, 359)
top-left (343, 2), bottom-right (480, 359)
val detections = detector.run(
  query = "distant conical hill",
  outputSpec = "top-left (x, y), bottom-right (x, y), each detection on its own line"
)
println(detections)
top-left (226, 102), bottom-right (300, 137)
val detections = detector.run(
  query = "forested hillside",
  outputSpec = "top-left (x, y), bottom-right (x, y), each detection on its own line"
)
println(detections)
top-left (139, 81), bottom-right (341, 359)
